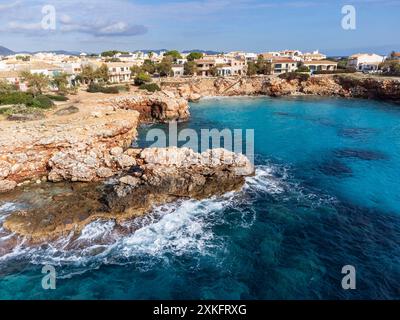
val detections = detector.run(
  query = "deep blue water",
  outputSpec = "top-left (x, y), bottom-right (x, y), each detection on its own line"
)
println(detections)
top-left (1, 96), bottom-right (400, 299)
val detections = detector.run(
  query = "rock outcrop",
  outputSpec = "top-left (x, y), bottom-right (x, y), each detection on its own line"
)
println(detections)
top-left (3, 147), bottom-right (254, 241)
top-left (159, 75), bottom-right (400, 103)
top-left (0, 107), bottom-right (140, 192)
top-left (108, 91), bottom-right (190, 122)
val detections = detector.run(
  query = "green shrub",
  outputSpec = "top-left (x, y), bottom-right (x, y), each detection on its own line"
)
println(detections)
top-left (0, 92), bottom-right (34, 105)
top-left (134, 72), bottom-right (151, 86)
top-left (46, 94), bottom-right (69, 101)
top-left (87, 83), bottom-right (103, 93)
top-left (279, 72), bottom-right (310, 82)
top-left (0, 107), bottom-right (12, 115)
top-left (31, 95), bottom-right (55, 109)
top-left (139, 83), bottom-right (161, 92)
top-left (87, 83), bottom-right (120, 94)
top-left (296, 65), bottom-right (310, 73)
top-left (100, 86), bottom-right (120, 94)
top-left (313, 69), bottom-right (356, 75)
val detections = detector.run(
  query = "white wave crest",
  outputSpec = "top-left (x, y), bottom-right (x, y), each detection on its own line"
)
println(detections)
top-left (0, 164), bottom-right (286, 277)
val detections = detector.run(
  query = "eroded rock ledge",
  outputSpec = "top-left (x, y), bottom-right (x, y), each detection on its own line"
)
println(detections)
top-left (3, 147), bottom-right (254, 241)
top-left (108, 91), bottom-right (190, 122)
top-left (0, 107), bottom-right (140, 193)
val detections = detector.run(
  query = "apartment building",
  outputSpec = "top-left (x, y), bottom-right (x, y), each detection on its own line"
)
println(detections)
top-left (106, 62), bottom-right (132, 83)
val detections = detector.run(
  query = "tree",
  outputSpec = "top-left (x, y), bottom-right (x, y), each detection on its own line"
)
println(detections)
top-left (256, 56), bottom-right (272, 75)
top-left (20, 71), bottom-right (50, 96)
top-left (101, 50), bottom-right (128, 57)
top-left (130, 65), bottom-right (142, 77)
top-left (80, 65), bottom-right (96, 84)
top-left (0, 80), bottom-right (16, 94)
top-left (296, 65), bottom-right (310, 73)
top-left (247, 62), bottom-right (258, 76)
top-left (105, 58), bottom-right (121, 62)
top-left (157, 56), bottom-right (173, 77)
top-left (16, 55), bottom-right (30, 62)
top-left (141, 59), bottom-right (156, 74)
top-left (51, 73), bottom-right (69, 93)
top-left (134, 72), bottom-right (151, 86)
top-left (184, 61), bottom-right (198, 76)
top-left (337, 58), bottom-right (349, 70)
top-left (187, 52), bottom-right (203, 61)
top-left (94, 64), bottom-right (109, 83)
top-left (164, 50), bottom-right (182, 61)
top-left (209, 65), bottom-right (219, 77)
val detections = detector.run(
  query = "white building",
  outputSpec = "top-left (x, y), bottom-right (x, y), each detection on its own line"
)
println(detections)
top-left (347, 53), bottom-right (385, 72)
top-left (301, 50), bottom-right (327, 61)
top-left (271, 58), bottom-right (298, 74)
top-left (106, 62), bottom-right (131, 83)
top-left (171, 64), bottom-right (184, 77)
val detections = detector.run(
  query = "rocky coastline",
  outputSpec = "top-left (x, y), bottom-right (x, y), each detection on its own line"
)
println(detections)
top-left (3, 147), bottom-right (254, 241)
top-left (159, 74), bottom-right (400, 103)
top-left (1, 73), bottom-right (399, 240)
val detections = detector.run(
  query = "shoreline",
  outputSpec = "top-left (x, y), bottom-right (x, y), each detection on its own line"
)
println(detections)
top-left (0, 73), bottom-right (399, 239)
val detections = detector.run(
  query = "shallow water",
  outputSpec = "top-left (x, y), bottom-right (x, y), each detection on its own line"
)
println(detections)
top-left (1, 96), bottom-right (400, 299)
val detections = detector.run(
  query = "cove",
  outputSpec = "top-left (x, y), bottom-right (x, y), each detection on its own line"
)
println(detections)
top-left (1, 96), bottom-right (400, 300)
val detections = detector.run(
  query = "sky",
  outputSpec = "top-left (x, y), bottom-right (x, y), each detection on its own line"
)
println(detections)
top-left (0, 0), bottom-right (399, 55)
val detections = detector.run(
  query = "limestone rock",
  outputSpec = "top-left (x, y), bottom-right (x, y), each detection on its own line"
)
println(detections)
top-left (0, 179), bottom-right (17, 193)
top-left (109, 91), bottom-right (190, 122)
top-left (0, 160), bottom-right (11, 179)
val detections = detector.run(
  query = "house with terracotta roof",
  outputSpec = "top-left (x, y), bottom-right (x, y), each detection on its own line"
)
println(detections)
top-left (194, 58), bottom-right (217, 76)
top-left (270, 58), bottom-right (298, 74)
top-left (391, 52), bottom-right (400, 60)
top-left (303, 60), bottom-right (338, 72)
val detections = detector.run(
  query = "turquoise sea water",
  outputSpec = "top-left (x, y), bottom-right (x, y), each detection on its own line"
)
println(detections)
top-left (1, 96), bottom-right (400, 299)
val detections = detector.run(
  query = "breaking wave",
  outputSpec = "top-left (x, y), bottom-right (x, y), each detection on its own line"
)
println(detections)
top-left (0, 164), bottom-right (333, 278)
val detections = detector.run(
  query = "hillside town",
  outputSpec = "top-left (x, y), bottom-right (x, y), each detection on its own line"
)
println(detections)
top-left (0, 48), bottom-right (399, 93)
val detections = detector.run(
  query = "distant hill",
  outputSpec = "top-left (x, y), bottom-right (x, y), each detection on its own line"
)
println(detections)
top-left (0, 45), bottom-right (15, 56)
top-left (17, 50), bottom-right (81, 56)
top-left (182, 49), bottom-right (224, 55)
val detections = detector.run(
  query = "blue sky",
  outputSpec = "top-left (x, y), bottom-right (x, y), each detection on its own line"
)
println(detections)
top-left (0, 0), bottom-right (399, 55)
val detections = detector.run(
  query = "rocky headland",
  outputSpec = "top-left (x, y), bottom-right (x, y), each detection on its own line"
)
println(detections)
top-left (0, 90), bottom-right (190, 193)
top-left (3, 147), bottom-right (254, 241)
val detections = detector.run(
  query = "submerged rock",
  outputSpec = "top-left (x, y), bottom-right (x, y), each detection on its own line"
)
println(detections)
top-left (3, 147), bottom-right (254, 242)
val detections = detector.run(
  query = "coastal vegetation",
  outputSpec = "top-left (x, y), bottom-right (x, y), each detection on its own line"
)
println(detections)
top-left (379, 59), bottom-right (400, 76)
top-left (87, 83), bottom-right (120, 94)
top-left (186, 52), bottom-right (203, 61)
top-left (101, 50), bottom-right (129, 57)
top-left (278, 72), bottom-right (310, 81)
top-left (247, 56), bottom-right (272, 76)
top-left (134, 72), bottom-right (152, 86)
top-left (0, 76), bottom-right (56, 119)
top-left (20, 71), bottom-right (50, 95)
top-left (139, 83), bottom-right (161, 92)
top-left (184, 61), bottom-right (198, 75)
top-left (313, 69), bottom-right (356, 75)
top-left (77, 64), bottom-right (109, 84)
